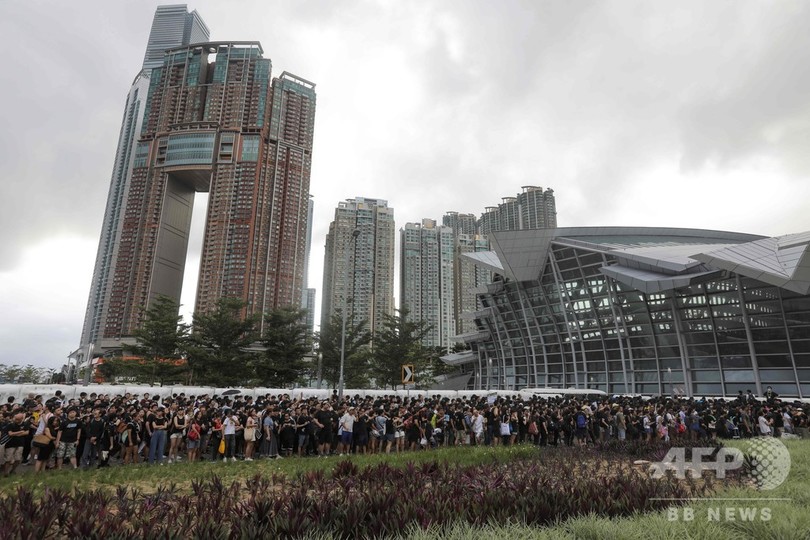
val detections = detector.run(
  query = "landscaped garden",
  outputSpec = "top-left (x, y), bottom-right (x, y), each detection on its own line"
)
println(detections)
top-left (1, 440), bottom-right (808, 539)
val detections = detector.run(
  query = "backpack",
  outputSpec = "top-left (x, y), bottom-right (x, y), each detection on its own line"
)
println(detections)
top-left (576, 413), bottom-right (587, 429)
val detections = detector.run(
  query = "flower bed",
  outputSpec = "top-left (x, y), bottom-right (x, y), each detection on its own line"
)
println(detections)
top-left (0, 446), bottom-right (718, 538)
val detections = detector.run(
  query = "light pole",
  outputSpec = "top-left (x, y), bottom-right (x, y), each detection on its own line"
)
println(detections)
top-left (338, 229), bottom-right (361, 399)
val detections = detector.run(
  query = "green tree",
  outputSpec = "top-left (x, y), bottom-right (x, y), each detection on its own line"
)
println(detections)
top-left (253, 307), bottom-right (310, 387)
top-left (0, 364), bottom-right (48, 383)
top-left (372, 308), bottom-right (432, 389)
top-left (125, 295), bottom-right (190, 385)
top-left (188, 297), bottom-right (259, 386)
top-left (316, 311), bottom-right (372, 389)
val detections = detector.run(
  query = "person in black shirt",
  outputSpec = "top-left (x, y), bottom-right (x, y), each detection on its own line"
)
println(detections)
top-left (295, 408), bottom-right (311, 457)
top-left (81, 408), bottom-right (106, 469)
top-left (55, 408), bottom-right (82, 469)
top-left (3, 413), bottom-right (30, 477)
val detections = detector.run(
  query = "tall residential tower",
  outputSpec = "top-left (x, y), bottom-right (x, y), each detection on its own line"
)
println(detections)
top-left (400, 219), bottom-right (456, 349)
top-left (79, 6), bottom-right (316, 362)
top-left (322, 198), bottom-right (395, 337)
top-left (79, 5), bottom-right (209, 355)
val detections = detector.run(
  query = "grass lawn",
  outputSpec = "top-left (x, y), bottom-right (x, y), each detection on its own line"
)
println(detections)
top-left (1, 440), bottom-right (807, 538)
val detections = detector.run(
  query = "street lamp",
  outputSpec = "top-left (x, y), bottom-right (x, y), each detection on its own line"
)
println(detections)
top-left (338, 229), bottom-right (361, 399)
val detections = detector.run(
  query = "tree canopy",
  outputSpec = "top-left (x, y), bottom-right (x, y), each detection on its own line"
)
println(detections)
top-left (316, 311), bottom-right (372, 389)
top-left (372, 308), bottom-right (432, 389)
top-left (253, 307), bottom-right (311, 388)
top-left (187, 297), bottom-right (259, 386)
top-left (108, 295), bottom-right (191, 385)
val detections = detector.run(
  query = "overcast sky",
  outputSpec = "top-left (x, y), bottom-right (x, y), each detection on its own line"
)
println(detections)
top-left (2, 1), bottom-right (810, 369)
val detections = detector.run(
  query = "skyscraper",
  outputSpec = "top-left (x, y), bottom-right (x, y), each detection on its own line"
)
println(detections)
top-left (442, 211), bottom-right (477, 236)
top-left (80, 5), bottom-right (209, 355)
top-left (322, 198), bottom-right (395, 338)
top-left (79, 6), bottom-right (316, 359)
top-left (454, 233), bottom-right (490, 334)
top-left (479, 186), bottom-right (557, 233)
top-left (400, 219), bottom-right (455, 349)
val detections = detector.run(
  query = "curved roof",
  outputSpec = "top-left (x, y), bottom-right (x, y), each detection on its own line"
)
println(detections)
top-left (465, 226), bottom-right (810, 294)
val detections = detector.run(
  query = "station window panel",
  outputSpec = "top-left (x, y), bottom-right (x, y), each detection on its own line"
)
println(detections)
top-left (725, 383), bottom-right (753, 395)
top-left (655, 334), bottom-right (680, 347)
top-left (721, 356), bottom-right (751, 368)
top-left (751, 327), bottom-right (787, 341)
top-left (633, 347), bottom-right (657, 359)
top-left (757, 355), bottom-right (792, 368)
top-left (723, 370), bottom-right (756, 383)
top-left (759, 369), bottom-right (797, 383)
top-left (788, 326), bottom-right (810, 339)
top-left (684, 332), bottom-right (716, 345)
top-left (693, 383), bottom-right (723, 395)
top-left (790, 340), bottom-right (810, 354)
top-left (637, 383), bottom-right (661, 394)
top-left (718, 342), bottom-right (750, 355)
top-left (659, 358), bottom-right (682, 370)
top-left (608, 361), bottom-right (625, 372)
top-left (635, 360), bottom-right (657, 371)
top-left (690, 357), bottom-right (719, 369)
top-left (692, 370), bottom-right (721, 382)
top-left (657, 347), bottom-right (681, 359)
top-left (753, 340), bottom-right (790, 355)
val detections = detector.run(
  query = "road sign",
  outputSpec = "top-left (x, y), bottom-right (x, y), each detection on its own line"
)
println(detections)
top-left (401, 364), bottom-right (415, 385)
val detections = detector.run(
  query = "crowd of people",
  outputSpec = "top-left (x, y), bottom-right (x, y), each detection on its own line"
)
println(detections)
top-left (1, 387), bottom-right (808, 476)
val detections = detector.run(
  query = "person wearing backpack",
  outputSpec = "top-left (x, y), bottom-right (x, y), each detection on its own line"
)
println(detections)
top-left (575, 406), bottom-right (589, 446)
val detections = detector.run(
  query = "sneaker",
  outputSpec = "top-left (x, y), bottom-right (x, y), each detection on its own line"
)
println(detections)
top-left (175, 456), bottom-right (182, 461)
top-left (245, 458), bottom-right (253, 462)
top-left (167, 458), bottom-right (174, 464)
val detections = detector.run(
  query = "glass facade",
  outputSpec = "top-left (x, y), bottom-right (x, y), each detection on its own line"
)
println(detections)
top-left (454, 228), bottom-right (810, 398)
top-left (164, 132), bottom-right (216, 166)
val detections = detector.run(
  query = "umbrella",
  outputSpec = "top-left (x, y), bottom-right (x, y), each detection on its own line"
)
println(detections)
top-left (221, 389), bottom-right (242, 396)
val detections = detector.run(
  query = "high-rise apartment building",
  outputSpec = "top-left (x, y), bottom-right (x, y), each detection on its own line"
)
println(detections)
top-left (322, 198), bottom-right (395, 337)
top-left (518, 185), bottom-right (556, 229)
top-left (454, 234), bottom-right (490, 334)
top-left (80, 5), bottom-right (209, 354)
top-left (479, 186), bottom-right (556, 233)
top-left (442, 211), bottom-right (477, 236)
top-left (301, 195), bottom-right (316, 337)
top-left (79, 6), bottom-right (316, 358)
top-left (400, 219), bottom-right (455, 349)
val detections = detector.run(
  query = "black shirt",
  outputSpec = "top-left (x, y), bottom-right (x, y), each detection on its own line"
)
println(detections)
top-left (3, 420), bottom-right (31, 448)
top-left (60, 418), bottom-right (81, 443)
top-left (84, 417), bottom-right (106, 439)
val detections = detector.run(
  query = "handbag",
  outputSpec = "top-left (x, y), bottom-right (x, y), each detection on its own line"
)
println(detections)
top-left (218, 438), bottom-right (225, 454)
top-left (33, 434), bottom-right (50, 447)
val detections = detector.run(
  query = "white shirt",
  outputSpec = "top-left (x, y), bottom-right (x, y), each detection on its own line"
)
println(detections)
top-left (472, 414), bottom-right (484, 435)
top-left (758, 415), bottom-right (771, 435)
top-left (340, 413), bottom-right (355, 433)
top-left (223, 415), bottom-right (238, 435)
